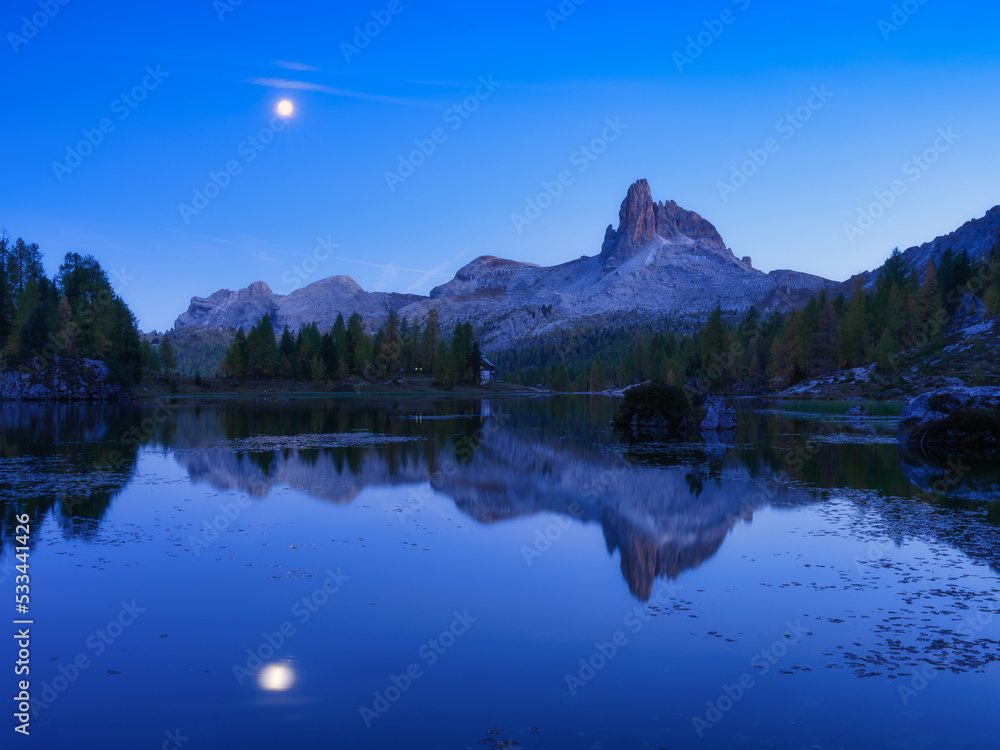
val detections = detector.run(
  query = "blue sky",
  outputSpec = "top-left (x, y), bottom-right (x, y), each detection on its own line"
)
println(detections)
top-left (3, 0), bottom-right (999, 331)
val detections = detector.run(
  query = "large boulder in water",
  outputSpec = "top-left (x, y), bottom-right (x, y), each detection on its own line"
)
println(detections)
top-left (897, 386), bottom-right (1000, 449)
top-left (0, 358), bottom-right (135, 403)
top-left (699, 395), bottom-right (736, 431)
top-left (612, 383), bottom-right (735, 433)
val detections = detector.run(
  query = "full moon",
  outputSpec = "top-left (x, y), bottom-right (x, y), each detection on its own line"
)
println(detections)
top-left (257, 662), bottom-right (296, 691)
top-left (276, 100), bottom-right (294, 117)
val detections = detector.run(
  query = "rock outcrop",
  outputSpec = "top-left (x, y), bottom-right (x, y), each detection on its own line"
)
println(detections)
top-left (611, 383), bottom-right (736, 434)
top-left (699, 395), bottom-right (737, 431)
top-left (0, 358), bottom-right (134, 403)
top-left (898, 386), bottom-right (1000, 448)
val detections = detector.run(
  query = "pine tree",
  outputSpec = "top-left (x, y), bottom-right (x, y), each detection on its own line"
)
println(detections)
top-left (0, 231), bottom-right (11, 352)
top-left (321, 332), bottom-right (339, 377)
top-left (160, 335), bottom-right (178, 376)
top-left (16, 278), bottom-right (57, 359)
top-left (142, 339), bottom-right (161, 372)
top-left (815, 290), bottom-right (839, 373)
top-left (346, 313), bottom-right (368, 376)
top-left (795, 296), bottom-right (821, 376)
top-left (222, 330), bottom-right (247, 378)
top-left (422, 309), bottom-right (441, 373)
top-left (381, 310), bottom-right (402, 374)
top-left (700, 303), bottom-right (728, 385)
top-left (842, 278), bottom-right (869, 367)
top-left (332, 314), bottom-right (348, 375)
top-left (245, 314), bottom-right (278, 378)
top-left (279, 326), bottom-right (296, 377)
top-left (310, 355), bottom-right (326, 383)
top-left (915, 262), bottom-right (944, 343)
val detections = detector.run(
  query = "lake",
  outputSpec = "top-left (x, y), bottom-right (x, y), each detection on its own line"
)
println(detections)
top-left (3, 396), bottom-right (999, 749)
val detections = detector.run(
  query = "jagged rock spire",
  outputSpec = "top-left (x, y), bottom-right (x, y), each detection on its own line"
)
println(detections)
top-left (600, 179), bottom-right (657, 266)
top-left (600, 179), bottom-right (727, 267)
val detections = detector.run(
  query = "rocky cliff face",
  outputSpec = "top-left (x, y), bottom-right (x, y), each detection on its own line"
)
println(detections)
top-left (0, 359), bottom-right (134, 403)
top-left (174, 280), bottom-right (278, 331)
top-left (599, 180), bottom-right (727, 269)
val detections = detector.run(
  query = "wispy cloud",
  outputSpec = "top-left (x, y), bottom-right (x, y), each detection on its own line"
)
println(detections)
top-left (404, 78), bottom-right (470, 88)
top-left (274, 60), bottom-right (320, 72)
top-left (403, 261), bottom-right (454, 293)
top-left (163, 228), bottom-right (241, 245)
top-left (247, 77), bottom-right (427, 107)
top-left (403, 249), bottom-right (470, 293)
top-left (331, 256), bottom-right (453, 280)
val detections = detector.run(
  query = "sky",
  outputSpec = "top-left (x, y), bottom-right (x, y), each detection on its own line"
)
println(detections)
top-left (2, 0), bottom-right (999, 331)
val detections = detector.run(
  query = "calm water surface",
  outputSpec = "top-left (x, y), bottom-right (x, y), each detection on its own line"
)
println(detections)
top-left (2, 396), bottom-right (999, 749)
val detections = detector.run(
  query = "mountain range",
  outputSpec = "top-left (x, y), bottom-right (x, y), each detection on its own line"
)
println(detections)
top-left (168, 179), bottom-right (1000, 350)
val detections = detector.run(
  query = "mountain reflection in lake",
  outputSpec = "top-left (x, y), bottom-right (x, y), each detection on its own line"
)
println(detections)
top-left (2, 396), bottom-right (999, 749)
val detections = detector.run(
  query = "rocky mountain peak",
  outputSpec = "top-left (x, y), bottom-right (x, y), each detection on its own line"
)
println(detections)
top-left (174, 281), bottom-right (277, 331)
top-left (600, 179), bottom-right (658, 266)
top-left (599, 179), bottom-right (728, 267)
top-left (654, 199), bottom-right (726, 247)
top-left (246, 280), bottom-right (273, 295)
top-left (454, 256), bottom-right (540, 281)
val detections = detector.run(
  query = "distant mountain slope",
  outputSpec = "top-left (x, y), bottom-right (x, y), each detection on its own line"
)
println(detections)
top-left (175, 277), bottom-right (422, 333)
top-left (171, 180), bottom-right (839, 348)
top-left (855, 205), bottom-right (1000, 291)
top-left (170, 180), bottom-right (998, 350)
top-left (899, 205), bottom-right (1000, 278)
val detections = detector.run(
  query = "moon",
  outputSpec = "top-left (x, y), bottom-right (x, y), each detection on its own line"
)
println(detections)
top-left (276, 100), bottom-right (294, 117)
top-left (257, 662), bottom-right (296, 691)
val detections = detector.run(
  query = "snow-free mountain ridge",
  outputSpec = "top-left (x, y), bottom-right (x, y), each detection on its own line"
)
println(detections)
top-left (172, 179), bottom-right (999, 349)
